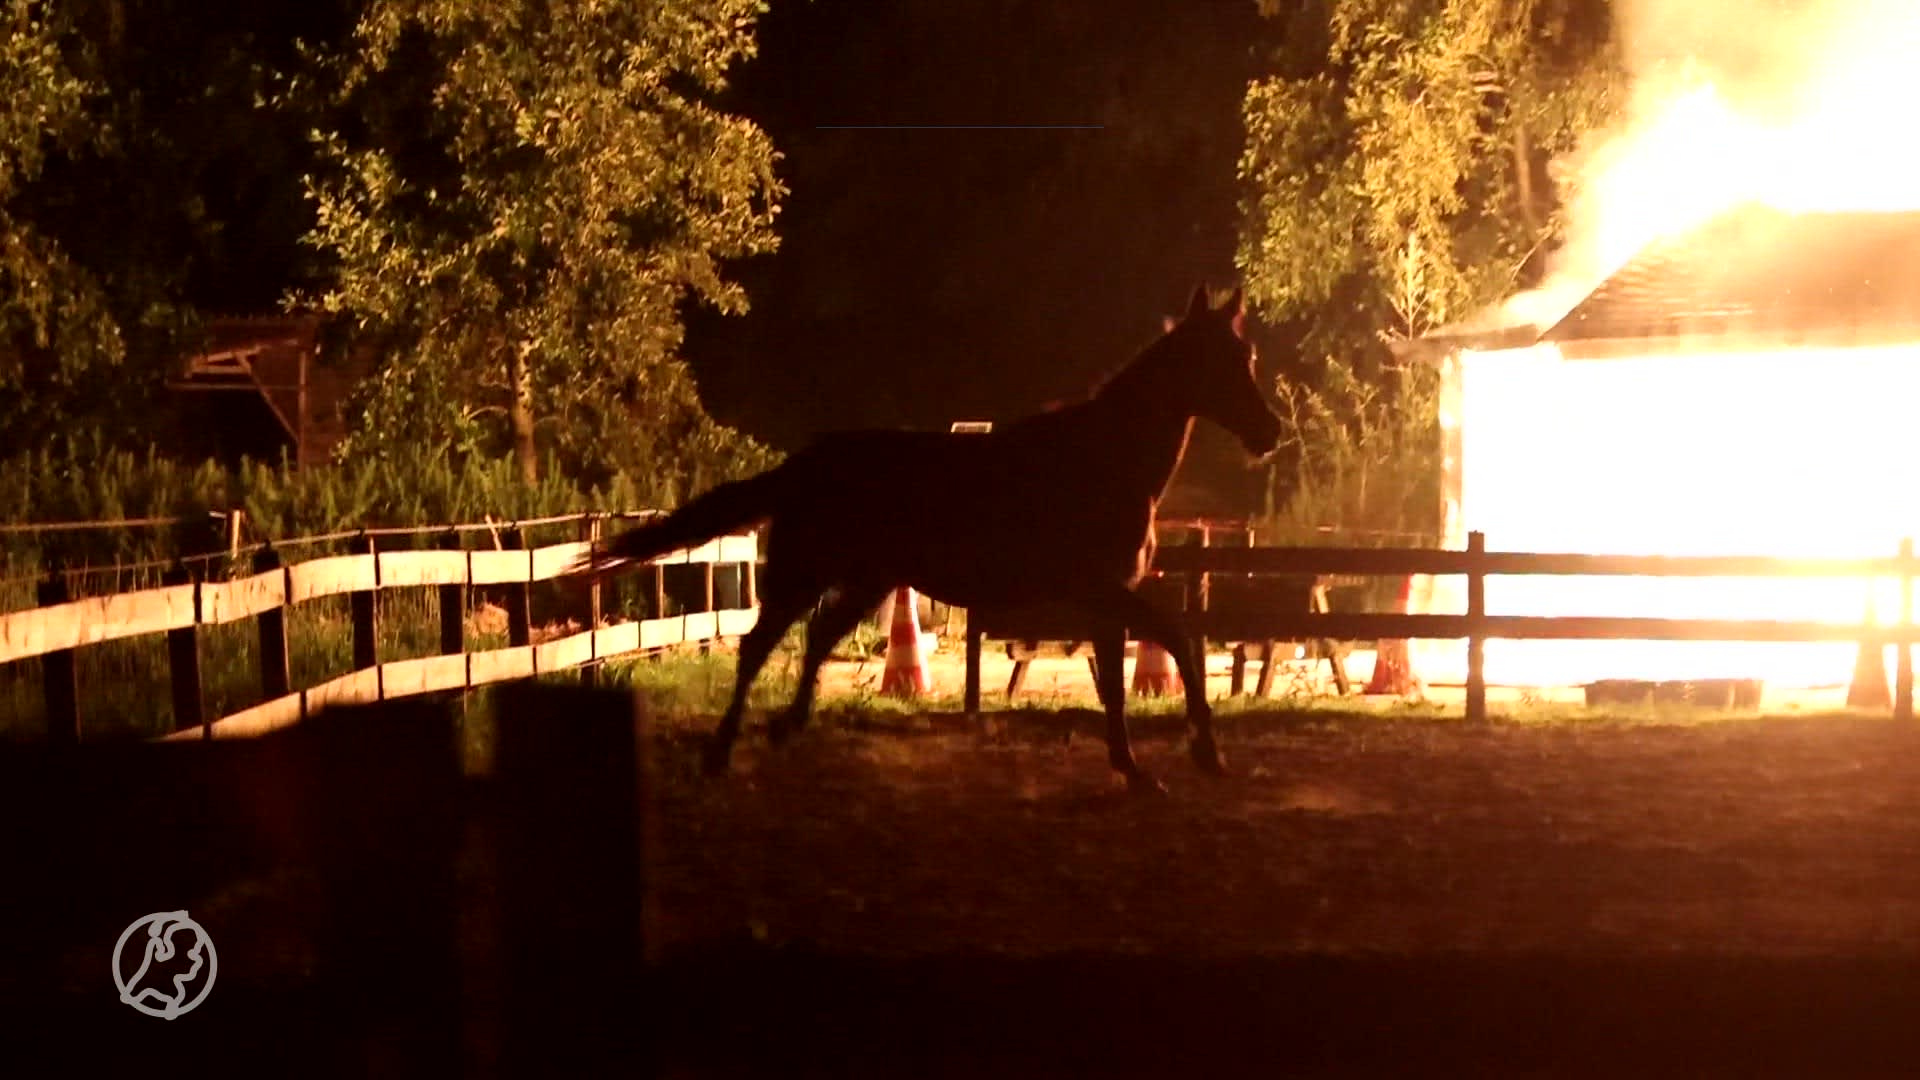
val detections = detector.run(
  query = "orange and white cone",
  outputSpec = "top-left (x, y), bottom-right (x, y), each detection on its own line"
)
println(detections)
top-left (880, 586), bottom-right (931, 698)
top-left (1848, 596), bottom-right (1891, 708)
top-left (1365, 575), bottom-right (1422, 695)
top-left (1131, 639), bottom-right (1182, 696)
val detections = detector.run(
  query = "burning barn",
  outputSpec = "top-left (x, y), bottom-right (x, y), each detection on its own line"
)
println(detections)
top-left (1407, 203), bottom-right (1920, 688)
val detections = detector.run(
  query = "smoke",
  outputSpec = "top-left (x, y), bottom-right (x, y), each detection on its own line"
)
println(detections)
top-left (1493, 0), bottom-right (1920, 331)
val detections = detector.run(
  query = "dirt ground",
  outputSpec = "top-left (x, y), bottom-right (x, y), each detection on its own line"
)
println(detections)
top-left (639, 658), bottom-right (1920, 1076)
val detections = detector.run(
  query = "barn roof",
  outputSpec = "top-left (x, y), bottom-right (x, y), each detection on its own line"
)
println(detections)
top-left (1542, 205), bottom-right (1920, 356)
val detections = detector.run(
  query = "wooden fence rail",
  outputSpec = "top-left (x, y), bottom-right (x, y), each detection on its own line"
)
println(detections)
top-left (967, 530), bottom-right (1920, 724)
top-left (0, 513), bottom-right (759, 742)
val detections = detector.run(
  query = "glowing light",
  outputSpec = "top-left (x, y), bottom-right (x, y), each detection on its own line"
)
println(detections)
top-left (1446, 1), bottom-right (1920, 688)
top-left (1449, 343), bottom-right (1915, 687)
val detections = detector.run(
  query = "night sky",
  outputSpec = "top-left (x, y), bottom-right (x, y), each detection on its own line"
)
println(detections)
top-left (684, 0), bottom-right (1273, 487)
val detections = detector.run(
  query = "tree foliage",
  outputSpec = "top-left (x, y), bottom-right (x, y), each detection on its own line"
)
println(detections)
top-left (1238, 0), bottom-right (1621, 540)
top-left (306, 0), bottom-right (785, 495)
top-left (0, 0), bottom-right (121, 439)
top-left (1239, 0), bottom-right (1621, 357)
top-left (0, 0), bottom-right (352, 447)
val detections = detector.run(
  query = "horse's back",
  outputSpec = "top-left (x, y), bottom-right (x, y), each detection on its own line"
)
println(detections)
top-left (769, 425), bottom-right (1152, 600)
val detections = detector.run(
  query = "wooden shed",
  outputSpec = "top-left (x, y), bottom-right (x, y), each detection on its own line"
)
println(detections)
top-left (1400, 204), bottom-right (1920, 686)
top-left (168, 315), bottom-right (369, 469)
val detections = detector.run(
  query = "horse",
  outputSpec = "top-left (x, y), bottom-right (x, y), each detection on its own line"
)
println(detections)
top-left (569, 284), bottom-right (1282, 792)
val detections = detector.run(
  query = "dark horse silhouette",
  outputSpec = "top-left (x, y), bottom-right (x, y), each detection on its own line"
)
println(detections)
top-left (570, 285), bottom-right (1281, 792)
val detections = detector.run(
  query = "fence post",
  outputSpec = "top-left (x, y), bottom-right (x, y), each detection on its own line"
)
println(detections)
top-left (652, 556), bottom-right (668, 623)
top-left (1183, 525), bottom-right (1211, 676)
top-left (254, 544), bottom-right (290, 701)
top-left (1466, 531), bottom-right (1486, 723)
top-left (744, 532), bottom-right (759, 609)
top-left (1899, 537), bottom-right (1914, 723)
top-left (699, 541), bottom-right (717, 656)
top-left (165, 560), bottom-right (206, 735)
top-left (504, 524), bottom-right (532, 649)
top-left (351, 532), bottom-right (379, 675)
top-left (439, 528), bottom-right (466, 659)
top-left (36, 563), bottom-right (79, 745)
top-left (582, 515), bottom-right (602, 687)
top-left (964, 608), bottom-right (983, 717)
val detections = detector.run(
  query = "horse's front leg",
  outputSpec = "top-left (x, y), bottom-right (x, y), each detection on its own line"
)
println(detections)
top-left (1090, 627), bottom-right (1163, 795)
top-left (1099, 584), bottom-right (1227, 777)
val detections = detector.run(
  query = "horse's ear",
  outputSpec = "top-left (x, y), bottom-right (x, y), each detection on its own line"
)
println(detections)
top-left (1185, 284), bottom-right (1210, 321)
top-left (1225, 287), bottom-right (1247, 336)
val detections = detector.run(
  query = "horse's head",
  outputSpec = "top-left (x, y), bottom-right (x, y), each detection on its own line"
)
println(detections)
top-left (1159, 285), bottom-right (1282, 459)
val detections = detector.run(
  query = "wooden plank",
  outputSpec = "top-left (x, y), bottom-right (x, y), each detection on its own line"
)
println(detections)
top-left (682, 611), bottom-right (719, 642)
top-left (200, 568), bottom-right (288, 624)
top-left (206, 691), bottom-right (304, 739)
top-left (639, 615), bottom-right (681, 651)
top-left (378, 549), bottom-right (470, 588)
top-left (469, 644), bottom-right (537, 686)
top-left (0, 583), bottom-right (197, 665)
top-left (306, 667), bottom-right (382, 713)
top-left (470, 549), bottom-right (533, 586)
top-left (288, 553), bottom-right (377, 603)
top-left (681, 538), bottom-right (723, 565)
top-left (593, 621), bottom-right (640, 659)
top-left (530, 541), bottom-right (591, 581)
top-left (1153, 545), bottom-right (1905, 580)
top-left (535, 628), bottom-right (595, 673)
top-left (717, 534), bottom-right (758, 563)
top-left (717, 607), bottom-right (758, 638)
top-left (1187, 611), bottom-right (1920, 645)
top-left (381, 654), bottom-right (470, 699)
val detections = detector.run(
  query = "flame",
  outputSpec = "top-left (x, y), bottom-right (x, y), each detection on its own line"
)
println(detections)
top-left (1504, 0), bottom-right (1920, 327)
top-left (1446, 343), bottom-right (1915, 688)
top-left (1444, 1), bottom-right (1920, 690)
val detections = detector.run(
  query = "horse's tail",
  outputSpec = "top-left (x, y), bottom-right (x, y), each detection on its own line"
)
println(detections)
top-left (567, 469), bottom-right (785, 578)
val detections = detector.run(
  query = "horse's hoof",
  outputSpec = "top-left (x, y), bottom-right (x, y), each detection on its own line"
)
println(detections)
top-left (1125, 771), bottom-right (1169, 797)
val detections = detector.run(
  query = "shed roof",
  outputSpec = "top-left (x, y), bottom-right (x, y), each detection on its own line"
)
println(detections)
top-left (1542, 205), bottom-right (1920, 355)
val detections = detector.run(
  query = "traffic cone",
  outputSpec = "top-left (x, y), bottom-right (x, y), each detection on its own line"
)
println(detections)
top-left (880, 586), bottom-right (931, 698)
top-left (1131, 639), bottom-right (1182, 696)
top-left (1848, 593), bottom-right (1891, 708)
top-left (1365, 575), bottom-right (1422, 695)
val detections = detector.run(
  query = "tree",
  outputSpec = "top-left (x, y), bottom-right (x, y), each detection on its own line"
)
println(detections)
top-left (0, 0), bottom-right (354, 452)
top-left (1236, 0), bottom-right (1620, 541)
top-left (0, 0), bottom-right (120, 442)
top-left (305, 0), bottom-right (784, 496)
top-left (1238, 0), bottom-right (1619, 356)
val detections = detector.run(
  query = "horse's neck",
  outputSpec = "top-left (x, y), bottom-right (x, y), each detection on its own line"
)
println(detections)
top-left (1082, 377), bottom-right (1195, 501)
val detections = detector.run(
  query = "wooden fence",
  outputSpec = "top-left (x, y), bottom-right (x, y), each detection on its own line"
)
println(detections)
top-left (0, 513), bottom-right (759, 742)
top-left (967, 530), bottom-right (1920, 723)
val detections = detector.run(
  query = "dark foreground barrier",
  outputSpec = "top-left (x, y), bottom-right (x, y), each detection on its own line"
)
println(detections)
top-left (11, 686), bottom-right (1920, 1078)
top-left (0, 684), bottom-right (646, 1078)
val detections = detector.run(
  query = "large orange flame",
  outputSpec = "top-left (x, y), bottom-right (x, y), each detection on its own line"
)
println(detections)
top-left (1449, 0), bottom-right (1920, 689)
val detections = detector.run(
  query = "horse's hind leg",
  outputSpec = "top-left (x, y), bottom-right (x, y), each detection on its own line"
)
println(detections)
top-left (704, 584), bottom-right (815, 776)
top-left (1098, 584), bottom-right (1226, 777)
top-left (769, 584), bottom-right (888, 745)
top-left (1091, 626), bottom-right (1162, 795)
